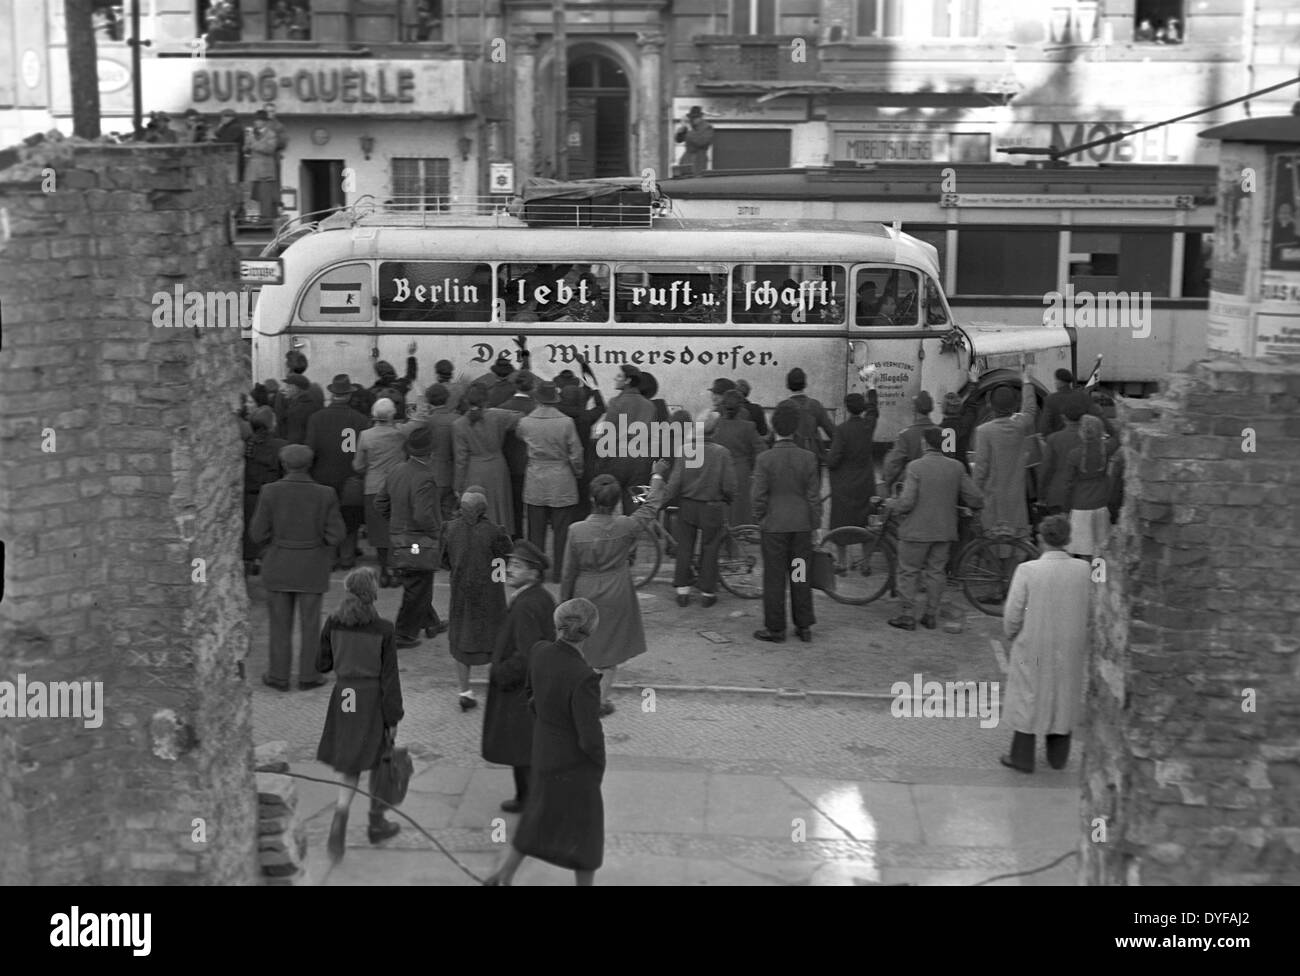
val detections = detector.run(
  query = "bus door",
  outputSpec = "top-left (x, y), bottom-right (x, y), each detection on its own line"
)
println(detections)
top-left (845, 266), bottom-right (956, 439)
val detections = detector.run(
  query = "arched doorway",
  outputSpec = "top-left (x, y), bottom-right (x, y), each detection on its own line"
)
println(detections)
top-left (566, 53), bottom-right (630, 179)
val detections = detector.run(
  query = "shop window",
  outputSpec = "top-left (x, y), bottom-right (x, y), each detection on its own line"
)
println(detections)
top-left (613, 264), bottom-right (729, 325)
top-left (390, 157), bottom-right (451, 211)
top-left (853, 268), bottom-right (920, 327)
top-left (711, 130), bottom-right (791, 170)
top-left (855, 0), bottom-right (902, 37)
top-left (1134, 0), bottom-right (1182, 43)
top-left (730, 265), bottom-right (847, 324)
top-left (500, 264), bottom-right (611, 323)
top-left (732, 0), bottom-right (778, 35)
top-left (956, 230), bottom-right (1057, 296)
top-left (378, 261), bottom-right (494, 322)
top-left (1182, 233), bottom-right (1212, 299)
top-left (401, 0), bottom-right (442, 42)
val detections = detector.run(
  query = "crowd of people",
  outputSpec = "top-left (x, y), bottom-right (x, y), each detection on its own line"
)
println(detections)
top-left (242, 351), bottom-right (1122, 880)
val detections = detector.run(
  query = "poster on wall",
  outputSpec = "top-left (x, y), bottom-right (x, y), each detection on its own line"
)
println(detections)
top-left (1268, 152), bottom-right (1300, 273)
top-left (1212, 150), bottom-right (1255, 296)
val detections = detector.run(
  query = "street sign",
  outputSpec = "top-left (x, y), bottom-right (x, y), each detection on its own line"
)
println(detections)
top-left (239, 258), bottom-right (284, 285)
top-left (490, 162), bottom-right (514, 195)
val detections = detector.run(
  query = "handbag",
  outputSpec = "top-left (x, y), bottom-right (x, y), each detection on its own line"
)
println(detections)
top-left (389, 533), bottom-right (439, 572)
top-left (372, 738), bottom-right (413, 808)
top-left (808, 548), bottom-right (837, 593)
top-left (339, 474), bottom-right (365, 509)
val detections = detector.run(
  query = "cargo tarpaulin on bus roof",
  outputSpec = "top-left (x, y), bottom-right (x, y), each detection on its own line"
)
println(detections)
top-left (516, 177), bottom-right (658, 227)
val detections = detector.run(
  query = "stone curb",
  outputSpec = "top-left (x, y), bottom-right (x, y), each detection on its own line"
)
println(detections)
top-left (456, 677), bottom-right (897, 702)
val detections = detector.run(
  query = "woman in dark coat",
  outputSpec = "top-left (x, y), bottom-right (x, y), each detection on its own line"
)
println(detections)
top-left (484, 597), bottom-right (606, 886)
top-left (443, 488), bottom-right (513, 711)
top-left (709, 391), bottom-right (767, 525)
top-left (243, 406), bottom-right (286, 573)
top-left (481, 540), bottom-right (557, 813)
top-left (316, 567), bottom-right (404, 861)
top-left (827, 389), bottom-right (879, 528)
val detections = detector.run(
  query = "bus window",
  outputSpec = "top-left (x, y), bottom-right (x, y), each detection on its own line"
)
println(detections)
top-left (300, 263), bottom-right (374, 323)
top-left (730, 264), bottom-right (846, 324)
top-left (853, 268), bottom-right (920, 326)
top-left (378, 261), bottom-right (494, 322)
top-left (923, 277), bottom-right (949, 327)
top-left (613, 263), bottom-right (728, 324)
top-left (501, 263), bottom-right (611, 323)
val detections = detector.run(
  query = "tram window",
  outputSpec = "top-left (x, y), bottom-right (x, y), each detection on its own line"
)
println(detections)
top-left (853, 268), bottom-right (920, 327)
top-left (730, 265), bottom-right (846, 324)
top-left (613, 263), bottom-right (728, 324)
top-left (500, 263), bottom-right (610, 323)
top-left (956, 230), bottom-right (1056, 296)
top-left (378, 261), bottom-right (494, 322)
top-left (1182, 233), bottom-right (1212, 298)
top-left (1069, 231), bottom-right (1173, 296)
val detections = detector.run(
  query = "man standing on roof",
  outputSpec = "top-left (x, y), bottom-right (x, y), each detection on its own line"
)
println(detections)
top-left (675, 107), bottom-right (714, 176)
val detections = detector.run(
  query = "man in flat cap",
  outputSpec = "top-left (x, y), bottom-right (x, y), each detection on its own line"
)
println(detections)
top-left (880, 390), bottom-right (939, 495)
top-left (249, 444), bottom-right (346, 690)
top-left (481, 539), bottom-right (557, 814)
top-left (378, 424), bottom-right (447, 648)
top-left (306, 373), bottom-right (370, 570)
top-left (972, 358), bottom-right (1037, 542)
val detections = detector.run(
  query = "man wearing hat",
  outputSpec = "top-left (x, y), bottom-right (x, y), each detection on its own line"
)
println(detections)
top-left (708, 377), bottom-right (737, 414)
top-left (473, 352), bottom-right (518, 408)
top-left (675, 106), bottom-right (715, 176)
top-left (517, 380), bottom-right (582, 580)
top-left (481, 539), bottom-right (557, 813)
top-left (247, 110), bottom-right (282, 222)
top-left (1037, 368), bottom-right (1110, 438)
top-left (306, 375), bottom-right (370, 569)
top-left (366, 355), bottom-right (419, 419)
top-left (280, 373), bottom-right (320, 445)
top-left (420, 383), bottom-right (460, 520)
top-left (972, 359), bottom-right (1038, 541)
top-left (249, 444), bottom-right (346, 690)
top-left (243, 406), bottom-right (287, 575)
top-left (211, 108), bottom-right (246, 181)
top-left (377, 424), bottom-right (447, 648)
top-left (881, 391), bottom-right (940, 495)
top-left (500, 370), bottom-right (541, 538)
top-left (735, 379), bottom-right (768, 437)
top-left (556, 377), bottom-right (606, 521)
top-left (597, 364), bottom-right (656, 514)
top-left (435, 359), bottom-right (471, 415)
top-left (776, 367), bottom-right (835, 465)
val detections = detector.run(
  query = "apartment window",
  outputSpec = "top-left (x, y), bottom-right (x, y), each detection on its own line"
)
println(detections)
top-left (931, 0), bottom-right (980, 37)
top-left (269, 0), bottom-right (311, 40)
top-left (956, 230), bottom-right (1057, 296)
top-left (732, 0), bottom-right (777, 35)
top-left (855, 0), bottom-right (902, 37)
top-left (1134, 0), bottom-right (1182, 43)
top-left (391, 157), bottom-right (451, 211)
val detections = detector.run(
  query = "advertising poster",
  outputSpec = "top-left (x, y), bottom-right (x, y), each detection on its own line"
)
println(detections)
top-left (1268, 152), bottom-right (1300, 273)
top-left (1212, 150), bottom-right (1254, 296)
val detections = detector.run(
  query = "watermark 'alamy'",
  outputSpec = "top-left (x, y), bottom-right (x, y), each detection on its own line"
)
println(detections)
top-left (594, 416), bottom-right (704, 468)
top-left (50, 907), bottom-right (151, 956)
top-left (891, 673), bottom-right (1000, 729)
top-left (0, 674), bottom-right (104, 729)
top-left (152, 286), bottom-right (253, 328)
top-left (1041, 285), bottom-right (1151, 339)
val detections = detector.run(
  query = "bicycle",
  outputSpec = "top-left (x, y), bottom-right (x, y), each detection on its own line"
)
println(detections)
top-left (817, 499), bottom-right (1037, 616)
top-left (627, 485), bottom-right (763, 599)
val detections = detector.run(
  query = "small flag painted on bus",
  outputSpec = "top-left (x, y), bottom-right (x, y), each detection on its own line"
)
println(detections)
top-left (320, 282), bottom-right (363, 314)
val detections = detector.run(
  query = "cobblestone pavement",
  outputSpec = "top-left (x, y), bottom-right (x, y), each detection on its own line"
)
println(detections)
top-left (254, 666), bottom-right (1081, 886)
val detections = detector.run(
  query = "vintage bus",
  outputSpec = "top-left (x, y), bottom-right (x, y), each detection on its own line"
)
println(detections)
top-left (659, 164), bottom-right (1217, 396)
top-left (247, 205), bottom-right (1074, 438)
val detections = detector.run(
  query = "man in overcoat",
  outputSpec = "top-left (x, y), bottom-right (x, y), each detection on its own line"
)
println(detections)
top-left (481, 540), bottom-right (557, 813)
top-left (306, 374), bottom-right (371, 570)
top-left (377, 425), bottom-right (446, 648)
top-left (972, 361), bottom-right (1037, 540)
top-left (517, 380), bottom-right (582, 581)
top-left (1000, 515), bottom-right (1092, 773)
top-left (880, 391), bottom-right (938, 495)
top-left (249, 444), bottom-right (346, 690)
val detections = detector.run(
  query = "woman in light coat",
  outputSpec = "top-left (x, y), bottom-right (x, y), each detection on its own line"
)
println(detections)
top-left (452, 382), bottom-right (523, 532)
top-left (560, 466), bottom-right (667, 715)
top-left (999, 514), bottom-right (1092, 774)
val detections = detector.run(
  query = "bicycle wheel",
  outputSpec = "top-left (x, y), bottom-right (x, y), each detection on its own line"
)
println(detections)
top-left (629, 522), bottom-right (662, 589)
top-left (956, 536), bottom-right (1038, 616)
top-left (717, 524), bottom-right (763, 599)
top-left (820, 526), bottom-right (896, 605)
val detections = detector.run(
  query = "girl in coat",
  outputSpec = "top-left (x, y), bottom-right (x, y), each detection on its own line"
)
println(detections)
top-left (443, 489), bottom-right (513, 711)
top-left (452, 382), bottom-right (523, 531)
top-left (316, 568), bottom-right (404, 860)
top-left (560, 466), bottom-right (668, 715)
top-left (1064, 415), bottom-right (1119, 559)
top-left (484, 598), bottom-right (606, 886)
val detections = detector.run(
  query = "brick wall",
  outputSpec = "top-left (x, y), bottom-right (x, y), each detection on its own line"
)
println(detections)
top-left (1081, 360), bottom-right (1300, 885)
top-left (0, 142), bottom-right (257, 884)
